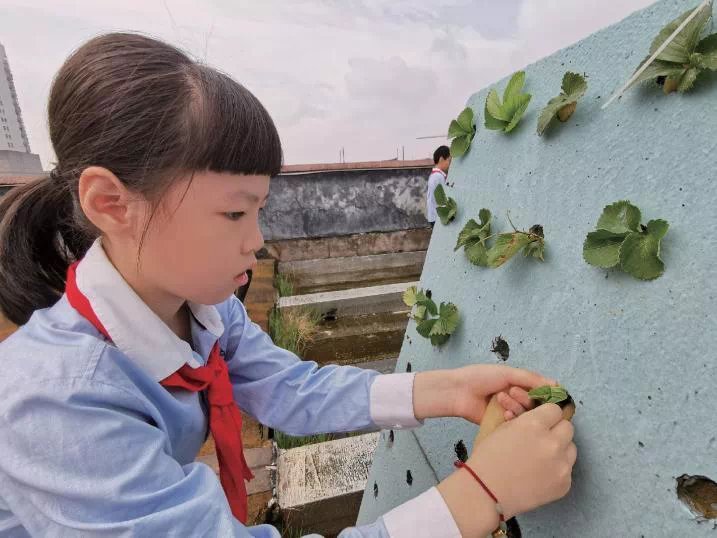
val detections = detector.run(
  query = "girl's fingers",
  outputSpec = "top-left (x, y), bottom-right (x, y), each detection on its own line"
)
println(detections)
top-left (508, 386), bottom-right (534, 409)
top-left (501, 366), bottom-right (557, 390)
top-left (497, 391), bottom-right (527, 418)
top-left (504, 409), bottom-right (516, 421)
top-left (551, 419), bottom-right (575, 446)
top-left (566, 442), bottom-right (578, 466)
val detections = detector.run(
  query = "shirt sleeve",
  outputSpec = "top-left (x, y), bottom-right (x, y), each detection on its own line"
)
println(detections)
top-left (0, 374), bottom-right (260, 537)
top-left (220, 297), bottom-right (421, 435)
top-left (0, 370), bottom-right (423, 538)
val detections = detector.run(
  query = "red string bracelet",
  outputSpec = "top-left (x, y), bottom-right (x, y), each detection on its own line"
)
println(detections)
top-left (454, 460), bottom-right (508, 534)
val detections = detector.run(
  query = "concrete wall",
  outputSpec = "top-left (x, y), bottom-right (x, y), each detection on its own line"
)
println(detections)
top-left (0, 150), bottom-right (42, 175)
top-left (260, 166), bottom-right (432, 241)
top-left (360, 1), bottom-right (717, 536)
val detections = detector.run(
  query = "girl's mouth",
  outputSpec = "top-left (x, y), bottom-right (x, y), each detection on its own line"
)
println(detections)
top-left (234, 272), bottom-right (249, 286)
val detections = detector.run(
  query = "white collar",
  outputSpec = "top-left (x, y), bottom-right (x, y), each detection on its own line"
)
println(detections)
top-left (431, 168), bottom-right (447, 178)
top-left (75, 239), bottom-right (225, 381)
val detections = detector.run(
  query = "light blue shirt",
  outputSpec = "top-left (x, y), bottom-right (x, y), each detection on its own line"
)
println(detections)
top-left (0, 241), bottom-right (461, 537)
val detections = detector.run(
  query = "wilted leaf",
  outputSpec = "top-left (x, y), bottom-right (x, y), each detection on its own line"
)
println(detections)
top-left (696, 32), bottom-right (717, 69)
top-left (414, 305), bottom-right (427, 321)
top-left (487, 232), bottom-right (534, 268)
top-left (523, 240), bottom-right (545, 261)
top-left (537, 72), bottom-right (588, 135)
top-left (402, 286), bottom-right (418, 307)
top-left (650, 1), bottom-right (713, 64)
top-left (619, 219), bottom-right (669, 280)
top-left (627, 1), bottom-right (714, 93)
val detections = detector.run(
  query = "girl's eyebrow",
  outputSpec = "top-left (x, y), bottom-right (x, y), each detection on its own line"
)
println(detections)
top-left (230, 191), bottom-right (269, 203)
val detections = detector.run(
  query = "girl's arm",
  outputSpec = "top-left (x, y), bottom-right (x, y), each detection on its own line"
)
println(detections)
top-left (221, 296), bottom-right (422, 435)
top-left (0, 365), bottom-right (414, 537)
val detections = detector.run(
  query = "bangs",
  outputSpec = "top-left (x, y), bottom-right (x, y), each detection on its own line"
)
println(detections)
top-left (182, 65), bottom-right (283, 177)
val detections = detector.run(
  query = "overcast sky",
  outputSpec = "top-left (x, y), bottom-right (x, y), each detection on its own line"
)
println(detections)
top-left (2, 0), bottom-right (656, 169)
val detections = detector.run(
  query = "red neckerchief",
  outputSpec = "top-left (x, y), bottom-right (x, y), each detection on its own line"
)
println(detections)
top-left (65, 261), bottom-right (253, 523)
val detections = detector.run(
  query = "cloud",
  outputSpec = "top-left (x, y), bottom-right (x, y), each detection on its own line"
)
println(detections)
top-left (345, 56), bottom-right (436, 104)
top-left (1, 0), bottom-right (658, 169)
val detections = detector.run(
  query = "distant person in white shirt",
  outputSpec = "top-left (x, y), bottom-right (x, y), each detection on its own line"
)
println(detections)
top-left (426, 145), bottom-right (451, 227)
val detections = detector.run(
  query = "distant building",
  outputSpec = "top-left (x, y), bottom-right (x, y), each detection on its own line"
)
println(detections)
top-left (0, 43), bottom-right (42, 177)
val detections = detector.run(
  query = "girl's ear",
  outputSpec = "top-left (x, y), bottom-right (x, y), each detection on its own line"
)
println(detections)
top-left (78, 166), bottom-right (147, 238)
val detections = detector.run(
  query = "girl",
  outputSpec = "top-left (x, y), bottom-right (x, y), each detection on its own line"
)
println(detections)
top-left (0, 33), bottom-right (575, 537)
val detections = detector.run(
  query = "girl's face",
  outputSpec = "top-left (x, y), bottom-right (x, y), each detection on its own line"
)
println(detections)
top-left (137, 171), bottom-right (269, 306)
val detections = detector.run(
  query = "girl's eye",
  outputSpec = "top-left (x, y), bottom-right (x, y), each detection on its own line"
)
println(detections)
top-left (225, 212), bottom-right (245, 221)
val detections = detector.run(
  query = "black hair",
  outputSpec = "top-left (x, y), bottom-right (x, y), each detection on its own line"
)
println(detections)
top-left (433, 145), bottom-right (450, 164)
top-left (0, 33), bottom-right (283, 325)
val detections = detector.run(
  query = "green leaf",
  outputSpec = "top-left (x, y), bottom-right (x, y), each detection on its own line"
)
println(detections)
top-left (413, 305), bottom-right (427, 321)
top-left (650, 1), bottom-right (713, 64)
top-left (478, 208), bottom-right (491, 226)
top-left (596, 200), bottom-right (641, 234)
top-left (415, 318), bottom-right (437, 338)
top-left (430, 302), bottom-right (459, 336)
top-left (402, 286), bottom-right (418, 307)
top-left (437, 198), bottom-right (457, 225)
top-left (416, 296), bottom-right (438, 317)
top-left (456, 107), bottom-right (475, 133)
top-left (430, 334), bottom-right (450, 346)
top-left (465, 241), bottom-right (490, 266)
top-left (447, 107), bottom-right (476, 158)
top-left (583, 229), bottom-right (629, 268)
top-left (447, 119), bottom-right (466, 139)
top-left (450, 135), bottom-right (471, 158)
top-left (484, 71), bottom-right (532, 133)
top-left (455, 219), bottom-right (482, 250)
top-left (486, 89), bottom-right (509, 121)
top-left (504, 93), bottom-right (532, 133)
top-left (484, 109), bottom-right (508, 131)
top-left (487, 232), bottom-right (533, 268)
top-left (619, 219), bottom-right (669, 280)
top-left (537, 72), bottom-right (588, 135)
top-left (503, 71), bottom-right (526, 102)
top-left (529, 385), bottom-right (569, 405)
top-left (696, 33), bottom-right (717, 69)
top-left (434, 183), bottom-right (447, 206)
top-left (455, 210), bottom-right (492, 266)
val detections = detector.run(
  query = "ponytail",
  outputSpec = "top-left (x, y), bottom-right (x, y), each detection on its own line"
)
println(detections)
top-left (0, 175), bottom-right (94, 325)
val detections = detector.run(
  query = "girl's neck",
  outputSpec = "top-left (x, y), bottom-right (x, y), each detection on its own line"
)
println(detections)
top-left (101, 239), bottom-right (191, 341)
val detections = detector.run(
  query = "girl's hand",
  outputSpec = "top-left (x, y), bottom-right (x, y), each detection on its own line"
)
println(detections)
top-left (413, 365), bottom-right (556, 425)
top-left (467, 402), bottom-right (577, 517)
top-left (437, 403), bottom-right (576, 536)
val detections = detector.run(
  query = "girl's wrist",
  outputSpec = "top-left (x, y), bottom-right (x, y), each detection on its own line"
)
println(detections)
top-left (436, 467), bottom-right (501, 537)
top-left (413, 369), bottom-right (461, 421)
